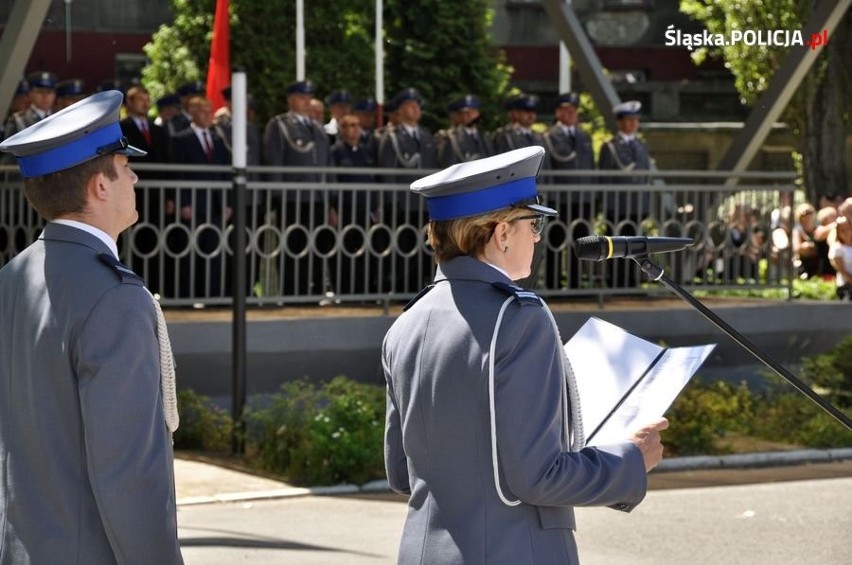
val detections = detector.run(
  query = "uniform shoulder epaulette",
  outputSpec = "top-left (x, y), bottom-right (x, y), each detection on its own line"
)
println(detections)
top-left (491, 281), bottom-right (543, 306)
top-left (403, 284), bottom-right (436, 311)
top-left (98, 253), bottom-right (144, 286)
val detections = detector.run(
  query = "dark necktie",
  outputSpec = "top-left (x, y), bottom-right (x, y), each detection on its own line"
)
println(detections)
top-left (139, 120), bottom-right (151, 146)
top-left (203, 131), bottom-right (213, 161)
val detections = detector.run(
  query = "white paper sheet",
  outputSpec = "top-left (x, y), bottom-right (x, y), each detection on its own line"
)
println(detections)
top-left (564, 317), bottom-right (716, 446)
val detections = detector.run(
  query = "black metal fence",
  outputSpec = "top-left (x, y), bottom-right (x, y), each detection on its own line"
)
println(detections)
top-left (0, 164), bottom-right (796, 307)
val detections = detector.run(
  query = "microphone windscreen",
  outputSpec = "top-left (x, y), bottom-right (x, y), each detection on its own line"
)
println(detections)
top-left (573, 235), bottom-right (607, 261)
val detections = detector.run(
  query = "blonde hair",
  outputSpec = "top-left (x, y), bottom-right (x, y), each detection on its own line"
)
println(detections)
top-left (427, 207), bottom-right (530, 263)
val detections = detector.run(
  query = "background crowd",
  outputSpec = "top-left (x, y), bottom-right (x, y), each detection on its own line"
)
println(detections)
top-left (3, 70), bottom-right (849, 300)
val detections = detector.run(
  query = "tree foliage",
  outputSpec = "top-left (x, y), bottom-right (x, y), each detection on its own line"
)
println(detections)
top-left (679, 0), bottom-right (850, 201)
top-left (142, 0), bottom-right (512, 130)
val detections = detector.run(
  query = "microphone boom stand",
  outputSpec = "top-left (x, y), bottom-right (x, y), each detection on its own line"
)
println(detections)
top-left (634, 256), bottom-right (851, 431)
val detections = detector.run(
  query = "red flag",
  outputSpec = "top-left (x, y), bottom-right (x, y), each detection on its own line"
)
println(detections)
top-left (206, 0), bottom-right (230, 112)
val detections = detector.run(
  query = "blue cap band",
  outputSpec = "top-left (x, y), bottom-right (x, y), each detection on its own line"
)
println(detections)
top-left (427, 177), bottom-right (538, 221)
top-left (18, 123), bottom-right (121, 178)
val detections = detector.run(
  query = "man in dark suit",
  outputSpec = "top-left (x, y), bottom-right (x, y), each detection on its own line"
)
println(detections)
top-left (121, 84), bottom-right (172, 295)
top-left (543, 92), bottom-right (596, 289)
top-left (0, 90), bottom-right (183, 564)
top-left (170, 95), bottom-right (232, 299)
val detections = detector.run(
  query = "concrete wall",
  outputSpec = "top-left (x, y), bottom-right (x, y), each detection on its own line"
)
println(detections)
top-left (169, 300), bottom-right (852, 399)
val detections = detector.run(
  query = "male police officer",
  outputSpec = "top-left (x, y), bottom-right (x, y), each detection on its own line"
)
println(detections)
top-left (436, 94), bottom-right (494, 168)
top-left (3, 71), bottom-right (58, 141)
top-left (598, 100), bottom-right (653, 287)
top-left (0, 91), bottom-right (183, 564)
top-left (262, 80), bottom-right (332, 296)
top-left (543, 92), bottom-right (595, 288)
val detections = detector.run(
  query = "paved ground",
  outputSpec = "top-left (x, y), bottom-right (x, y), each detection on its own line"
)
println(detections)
top-left (174, 455), bottom-right (852, 564)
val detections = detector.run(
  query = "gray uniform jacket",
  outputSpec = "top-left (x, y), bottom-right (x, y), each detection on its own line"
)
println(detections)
top-left (377, 125), bottom-right (438, 185)
top-left (598, 135), bottom-right (652, 218)
top-left (436, 126), bottom-right (494, 168)
top-left (491, 124), bottom-right (546, 156)
top-left (262, 111), bottom-right (330, 184)
top-left (2, 108), bottom-right (46, 141)
top-left (0, 223), bottom-right (183, 565)
top-left (543, 125), bottom-right (595, 183)
top-left (383, 256), bottom-right (647, 564)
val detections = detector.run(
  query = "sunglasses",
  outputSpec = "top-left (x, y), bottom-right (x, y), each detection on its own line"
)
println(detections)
top-left (513, 214), bottom-right (546, 235)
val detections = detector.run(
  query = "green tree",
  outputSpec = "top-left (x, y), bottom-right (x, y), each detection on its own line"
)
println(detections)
top-left (383, 0), bottom-right (512, 130)
top-left (142, 0), bottom-right (511, 129)
top-left (679, 1), bottom-right (850, 203)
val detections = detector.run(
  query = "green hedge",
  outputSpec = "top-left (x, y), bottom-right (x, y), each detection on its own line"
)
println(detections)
top-left (176, 337), bottom-right (850, 485)
top-left (243, 377), bottom-right (386, 486)
top-left (174, 389), bottom-right (233, 452)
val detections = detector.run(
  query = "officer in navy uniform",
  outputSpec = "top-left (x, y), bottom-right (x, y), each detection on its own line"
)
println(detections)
top-left (263, 79), bottom-right (330, 184)
top-left (55, 78), bottom-right (87, 111)
top-left (10, 78), bottom-right (31, 114)
top-left (214, 86), bottom-right (262, 170)
top-left (377, 87), bottom-right (438, 184)
top-left (491, 93), bottom-right (549, 289)
top-left (0, 91), bottom-right (184, 564)
top-left (329, 113), bottom-right (380, 294)
top-left (263, 80), bottom-right (332, 297)
top-left (167, 81), bottom-right (205, 138)
top-left (154, 93), bottom-right (182, 129)
top-left (598, 100), bottom-right (652, 287)
top-left (0, 80), bottom-right (27, 146)
top-left (323, 89), bottom-right (353, 144)
top-left (96, 79), bottom-right (125, 94)
top-left (598, 100), bottom-right (651, 202)
top-left (3, 71), bottom-right (58, 141)
top-left (491, 93), bottom-right (546, 155)
top-left (383, 146), bottom-right (667, 564)
top-left (377, 87), bottom-right (438, 292)
top-left (435, 94), bottom-right (494, 168)
top-left (543, 92), bottom-right (595, 289)
top-left (352, 97), bottom-right (379, 161)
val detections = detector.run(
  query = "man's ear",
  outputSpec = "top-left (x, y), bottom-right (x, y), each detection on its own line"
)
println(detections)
top-left (87, 171), bottom-right (108, 202)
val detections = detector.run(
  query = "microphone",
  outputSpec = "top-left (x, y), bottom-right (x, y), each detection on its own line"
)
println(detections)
top-left (573, 235), bottom-right (694, 261)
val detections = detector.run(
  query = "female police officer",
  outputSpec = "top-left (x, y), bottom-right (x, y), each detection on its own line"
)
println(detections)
top-left (382, 146), bottom-right (668, 564)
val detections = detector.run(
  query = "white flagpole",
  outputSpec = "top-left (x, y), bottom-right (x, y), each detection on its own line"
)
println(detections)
top-left (296, 0), bottom-right (305, 80)
top-left (375, 0), bottom-right (384, 106)
top-left (559, 0), bottom-right (571, 93)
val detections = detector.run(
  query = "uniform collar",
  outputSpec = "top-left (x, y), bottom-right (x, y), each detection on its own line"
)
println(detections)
top-left (435, 255), bottom-right (513, 285)
top-left (48, 219), bottom-right (118, 258)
